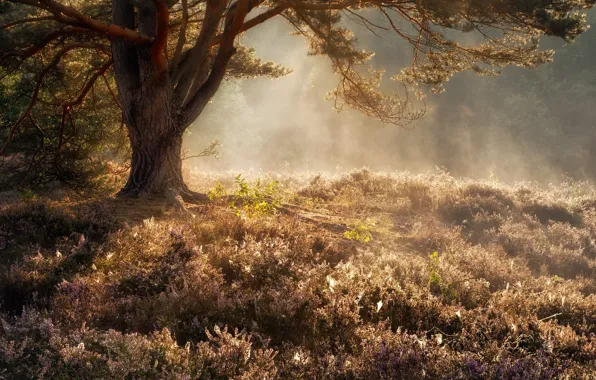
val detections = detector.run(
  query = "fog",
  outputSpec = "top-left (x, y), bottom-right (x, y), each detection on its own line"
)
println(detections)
top-left (185, 11), bottom-right (596, 184)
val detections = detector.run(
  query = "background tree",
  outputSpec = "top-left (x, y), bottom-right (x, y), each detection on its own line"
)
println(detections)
top-left (1, 0), bottom-right (594, 197)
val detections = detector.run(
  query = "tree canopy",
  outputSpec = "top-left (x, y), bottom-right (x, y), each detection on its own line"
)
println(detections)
top-left (1, 0), bottom-right (594, 195)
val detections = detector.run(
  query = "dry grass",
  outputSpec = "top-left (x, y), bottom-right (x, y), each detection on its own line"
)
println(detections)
top-left (0, 169), bottom-right (595, 379)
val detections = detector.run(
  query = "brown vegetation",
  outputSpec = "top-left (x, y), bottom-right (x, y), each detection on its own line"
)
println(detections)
top-left (0, 169), bottom-right (594, 378)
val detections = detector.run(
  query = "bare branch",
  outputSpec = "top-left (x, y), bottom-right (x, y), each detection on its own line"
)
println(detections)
top-left (170, 0), bottom-right (189, 79)
top-left (210, 5), bottom-right (288, 47)
top-left (182, 140), bottom-right (221, 160)
top-left (181, 0), bottom-right (255, 126)
top-left (172, 0), bottom-right (227, 106)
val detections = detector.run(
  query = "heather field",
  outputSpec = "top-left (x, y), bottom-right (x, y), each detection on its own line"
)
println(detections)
top-left (0, 169), bottom-right (595, 379)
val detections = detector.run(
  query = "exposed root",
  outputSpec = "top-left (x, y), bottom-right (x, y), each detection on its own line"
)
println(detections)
top-left (115, 184), bottom-right (208, 205)
top-left (179, 189), bottom-right (209, 203)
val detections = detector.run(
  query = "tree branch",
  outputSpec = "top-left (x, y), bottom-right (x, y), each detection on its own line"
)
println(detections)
top-left (53, 105), bottom-right (68, 178)
top-left (281, 0), bottom-right (360, 11)
top-left (8, 0), bottom-right (152, 44)
top-left (188, 0), bottom-right (259, 95)
top-left (0, 16), bottom-right (56, 30)
top-left (170, 0), bottom-right (189, 79)
top-left (10, 27), bottom-right (93, 61)
top-left (209, 5), bottom-right (288, 47)
top-left (183, 1), bottom-right (284, 100)
top-left (64, 59), bottom-right (113, 107)
top-left (151, 0), bottom-right (170, 72)
top-left (0, 43), bottom-right (108, 155)
top-left (101, 71), bottom-right (122, 110)
top-left (172, 0), bottom-right (227, 106)
top-left (180, 0), bottom-right (254, 127)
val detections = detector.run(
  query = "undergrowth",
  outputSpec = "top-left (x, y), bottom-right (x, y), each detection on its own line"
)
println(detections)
top-left (0, 169), bottom-right (594, 379)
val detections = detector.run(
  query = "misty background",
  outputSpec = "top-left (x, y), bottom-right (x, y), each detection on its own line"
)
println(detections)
top-left (185, 10), bottom-right (596, 184)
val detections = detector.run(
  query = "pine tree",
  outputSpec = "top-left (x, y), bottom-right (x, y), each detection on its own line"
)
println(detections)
top-left (1, 0), bottom-right (593, 197)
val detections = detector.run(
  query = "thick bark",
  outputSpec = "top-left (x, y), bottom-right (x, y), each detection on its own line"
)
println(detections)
top-left (112, 0), bottom-right (188, 198)
top-left (117, 79), bottom-right (187, 197)
top-left (109, 0), bottom-right (245, 199)
top-left (120, 128), bottom-right (186, 197)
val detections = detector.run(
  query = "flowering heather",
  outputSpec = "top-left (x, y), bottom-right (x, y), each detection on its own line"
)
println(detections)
top-left (0, 169), bottom-right (594, 378)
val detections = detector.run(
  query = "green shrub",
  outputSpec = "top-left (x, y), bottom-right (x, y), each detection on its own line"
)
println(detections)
top-left (229, 175), bottom-right (282, 218)
top-left (344, 219), bottom-right (374, 243)
top-left (429, 251), bottom-right (442, 292)
top-left (207, 181), bottom-right (226, 201)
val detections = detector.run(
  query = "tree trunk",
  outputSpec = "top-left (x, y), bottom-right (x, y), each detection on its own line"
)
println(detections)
top-left (110, 0), bottom-right (214, 200)
top-left (112, 0), bottom-right (191, 199)
top-left (115, 79), bottom-right (191, 198)
top-left (119, 128), bottom-right (186, 198)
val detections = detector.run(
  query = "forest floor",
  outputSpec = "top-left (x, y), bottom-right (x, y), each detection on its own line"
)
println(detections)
top-left (0, 169), bottom-right (595, 379)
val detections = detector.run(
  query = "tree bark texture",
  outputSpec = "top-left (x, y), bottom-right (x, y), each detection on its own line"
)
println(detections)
top-left (119, 96), bottom-right (186, 197)
top-left (111, 0), bottom-right (187, 197)
top-left (108, 0), bottom-right (249, 197)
